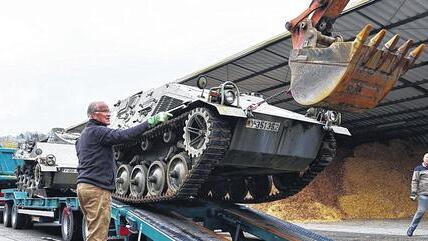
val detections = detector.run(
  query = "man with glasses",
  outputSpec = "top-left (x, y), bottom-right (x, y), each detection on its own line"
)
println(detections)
top-left (76, 101), bottom-right (171, 241)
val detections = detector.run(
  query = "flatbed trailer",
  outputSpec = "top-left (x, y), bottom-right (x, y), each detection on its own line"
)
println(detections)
top-left (1, 189), bottom-right (332, 241)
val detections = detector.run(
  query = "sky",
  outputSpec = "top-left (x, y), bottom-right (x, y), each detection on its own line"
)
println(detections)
top-left (0, 0), bottom-right (357, 135)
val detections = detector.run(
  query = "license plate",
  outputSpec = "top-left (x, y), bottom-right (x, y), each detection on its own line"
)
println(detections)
top-left (245, 119), bottom-right (280, 132)
top-left (61, 168), bottom-right (77, 173)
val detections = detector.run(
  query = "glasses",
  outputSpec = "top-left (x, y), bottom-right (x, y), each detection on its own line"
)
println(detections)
top-left (95, 110), bottom-right (111, 114)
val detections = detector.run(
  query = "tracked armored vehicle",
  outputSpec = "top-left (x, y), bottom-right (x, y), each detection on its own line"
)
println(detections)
top-left (14, 129), bottom-right (79, 197)
top-left (110, 80), bottom-right (349, 204)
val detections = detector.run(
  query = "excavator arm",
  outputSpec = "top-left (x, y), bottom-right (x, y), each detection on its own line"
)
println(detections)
top-left (286, 0), bottom-right (349, 48)
top-left (286, 0), bottom-right (425, 112)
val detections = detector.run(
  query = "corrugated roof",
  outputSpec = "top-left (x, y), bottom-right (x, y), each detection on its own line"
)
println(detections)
top-left (178, 0), bottom-right (428, 146)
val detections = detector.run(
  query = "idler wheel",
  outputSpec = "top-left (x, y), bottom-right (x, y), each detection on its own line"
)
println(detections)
top-left (167, 153), bottom-right (190, 192)
top-left (183, 108), bottom-right (213, 158)
top-left (247, 175), bottom-right (272, 199)
top-left (147, 161), bottom-right (167, 196)
top-left (129, 165), bottom-right (148, 198)
top-left (227, 178), bottom-right (248, 202)
top-left (115, 165), bottom-right (131, 196)
top-left (273, 172), bottom-right (300, 192)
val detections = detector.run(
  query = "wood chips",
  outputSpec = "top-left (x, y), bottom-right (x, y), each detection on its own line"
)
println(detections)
top-left (253, 139), bottom-right (425, 222)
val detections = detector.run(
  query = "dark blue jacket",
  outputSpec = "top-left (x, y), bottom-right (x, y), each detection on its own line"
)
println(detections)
top-left (76, 119), bottom-right (149, 191)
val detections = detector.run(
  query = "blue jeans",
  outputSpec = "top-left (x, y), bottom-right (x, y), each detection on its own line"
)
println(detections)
top-left (410, 195), bottom-right (428, 230)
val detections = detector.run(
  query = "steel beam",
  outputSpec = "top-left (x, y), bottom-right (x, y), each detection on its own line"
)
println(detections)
top-left (230, 62), bottom-right (285, 84)
top-left (343, 106), bottom-right (428, 125)
top-left (232, 61), bottom-right (288, 84)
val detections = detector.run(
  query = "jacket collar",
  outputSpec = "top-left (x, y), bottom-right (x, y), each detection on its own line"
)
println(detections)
top-left (87, 119), bottom-right (107, 127)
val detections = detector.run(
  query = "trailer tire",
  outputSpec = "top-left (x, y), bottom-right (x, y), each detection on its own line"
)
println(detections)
top-left (11, 204), bottom-right (25, 229)
top-left (24, 215), bottom-right (33, 229)
top-left (3, 202), bottom-right (12, 227)
top-left (61, 207), bottom-right (83, 241)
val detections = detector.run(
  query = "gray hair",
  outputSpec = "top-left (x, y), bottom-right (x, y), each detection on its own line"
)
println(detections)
top-left (87, 101), bottom-right (104, 117)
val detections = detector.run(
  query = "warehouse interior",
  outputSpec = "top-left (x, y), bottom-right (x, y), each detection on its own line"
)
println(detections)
top-left (177, 0), bottom-right (428, 221)
top-left (178, 0), bottom-right (428, 146)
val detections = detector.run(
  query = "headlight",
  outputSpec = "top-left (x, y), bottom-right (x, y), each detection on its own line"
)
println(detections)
top-left (35, 148), bottom-right (43, 155)
top-left (224, 90), bottom-right (236, 105)
top-left (46, 154), bottom-right (56, 166)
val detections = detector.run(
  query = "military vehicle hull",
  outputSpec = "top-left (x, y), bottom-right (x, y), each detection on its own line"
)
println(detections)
top-left (110, 82), bottom-right (347, 203)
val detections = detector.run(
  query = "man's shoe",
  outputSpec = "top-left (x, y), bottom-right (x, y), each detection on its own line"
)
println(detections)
top-left (407, 227), bottom-right (415, 237)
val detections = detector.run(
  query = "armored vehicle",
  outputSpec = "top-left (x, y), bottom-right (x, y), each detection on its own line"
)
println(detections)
top-left (110, 80), bottom-right (349, 204)
top-left (14, 129), bottom-right (79, 197)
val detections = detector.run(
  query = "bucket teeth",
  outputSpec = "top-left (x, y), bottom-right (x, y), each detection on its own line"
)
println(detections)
top-left (383, 34), bottom-right (400, 52)
top-left (405, 44), bottom-right (426, 70)
top-left (375, 34), bottom-right (401, 71)
top-left (389, 39), bottom-right (414, 74)
top-left (362, 29), bottom-right (387, 67)
top-left (351, 24), bottom-right (372, 58)
top-left (397, 39), bottom-right (414, 55)
top-left (368, 29), bottom-right (387, 48)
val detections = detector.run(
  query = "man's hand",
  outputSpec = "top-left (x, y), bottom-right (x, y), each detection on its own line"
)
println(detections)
top-left (148, 112), bottom-right (173, 128)
top-left (410, 192), bottom-right (417, 201)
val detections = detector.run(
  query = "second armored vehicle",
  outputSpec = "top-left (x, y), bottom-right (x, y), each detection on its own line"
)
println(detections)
top-left (14, 129), bottom-right (80, 197)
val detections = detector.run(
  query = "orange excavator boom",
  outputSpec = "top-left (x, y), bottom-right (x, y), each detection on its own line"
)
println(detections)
top-left (286, 0), bottom-right (425, 112)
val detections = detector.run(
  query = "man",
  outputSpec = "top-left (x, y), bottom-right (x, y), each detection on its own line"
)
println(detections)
top-left (76, 101), bottom-right (171, 241)
top-left (407, 153), bottom-right (428, 237)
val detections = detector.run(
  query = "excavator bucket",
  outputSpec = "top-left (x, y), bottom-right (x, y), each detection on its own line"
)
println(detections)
top-left (289, 24), bottom-right (426, 112)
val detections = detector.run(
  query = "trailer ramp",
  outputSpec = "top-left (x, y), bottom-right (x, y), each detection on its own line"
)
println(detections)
top-left (112, 200), bottom-right (227, 241)
top-left (122, 200), bottom-right (332, 241)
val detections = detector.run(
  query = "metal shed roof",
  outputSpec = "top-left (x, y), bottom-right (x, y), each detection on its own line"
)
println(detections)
top-left (178, 0), bottom-right (428, 146)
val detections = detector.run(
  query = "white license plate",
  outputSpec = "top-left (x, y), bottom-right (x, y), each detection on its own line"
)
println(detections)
top-left (245, 119), bottom-right (280, 132)
top-left (61, 168), bottom-right (77, 173)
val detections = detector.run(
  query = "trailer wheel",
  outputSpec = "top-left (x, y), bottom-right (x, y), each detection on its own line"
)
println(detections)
top-left (3, 202), bottom-right (12, 227)
top-left (11, 204), bottom-right (25, 229)
top-left (61, 207), bottom-right (83, 241)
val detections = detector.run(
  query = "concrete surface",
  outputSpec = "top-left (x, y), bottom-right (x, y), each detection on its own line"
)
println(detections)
top-left (0, 219), bottom-right (427, 240)
top-left (0, 224), bottom-right (62, 241)
top-left (297, 219), bottom-right (428, 241)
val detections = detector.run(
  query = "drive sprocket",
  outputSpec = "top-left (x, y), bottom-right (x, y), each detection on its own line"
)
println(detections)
top-left (183, 108), bottom-right (212, 158)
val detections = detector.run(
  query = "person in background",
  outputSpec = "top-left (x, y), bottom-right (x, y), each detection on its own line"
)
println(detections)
top-left (76, 101), bottom-right (171, 241)
top-left (407, 153), bottom-right (428, 237)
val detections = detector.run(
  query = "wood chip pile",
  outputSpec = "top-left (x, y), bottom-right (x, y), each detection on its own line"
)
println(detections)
top-left (253, 140), bottom-right (425, 222)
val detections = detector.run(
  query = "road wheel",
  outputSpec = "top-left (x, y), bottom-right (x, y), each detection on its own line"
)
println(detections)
top-left (130, 165), bottom-right (148, 198)
top-left (147, 161), bottom-right (167, 196)
top-left (167, 153), bottom-right (190, 192)
top-left (3, 202), bottom-right (12, 227)
top-left (61, 207), bottom-right (83, 241)
top-left (11, 204), bottom-right (25, 229)
top-left (116, 165), bottom-right (132, 196)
